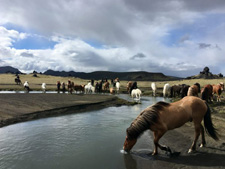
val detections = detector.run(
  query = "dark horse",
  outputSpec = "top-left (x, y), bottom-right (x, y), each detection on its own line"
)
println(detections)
top-left (123, 96), bottom-right (218, 155)
top-left (129, 81), bottom-right (138, 94)
top-left (15, 78), bottom-right (22, 85)
top-left (180, 84), bottom-right (190, 98)
top-left (170, 85), bottom-right (182, 97)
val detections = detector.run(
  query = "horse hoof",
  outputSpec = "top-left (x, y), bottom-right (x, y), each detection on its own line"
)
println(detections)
top-left (152, 152), bottom-right (158, 156)
top-left (188, 149), bottom-right (193, 153)
top-left (199, 143), bottom-right (205, 148)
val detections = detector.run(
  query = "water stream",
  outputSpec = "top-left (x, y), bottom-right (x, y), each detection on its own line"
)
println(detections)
top-left (0, 95), bottom-right (170, 169)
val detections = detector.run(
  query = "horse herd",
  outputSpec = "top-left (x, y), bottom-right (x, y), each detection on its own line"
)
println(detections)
top-left (164, 82), bottom-right (224, 103)
top-left (17, 76), bottom-right (224, 103)
top-left (19, 78), bottom-right (121, 94)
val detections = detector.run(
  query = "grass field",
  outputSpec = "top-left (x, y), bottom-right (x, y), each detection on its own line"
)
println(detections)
top-left (0, 73), bottom-right (224, 93)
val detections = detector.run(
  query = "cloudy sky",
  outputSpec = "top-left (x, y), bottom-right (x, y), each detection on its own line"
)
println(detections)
top-left (0, 0), bottom-right (225, 77)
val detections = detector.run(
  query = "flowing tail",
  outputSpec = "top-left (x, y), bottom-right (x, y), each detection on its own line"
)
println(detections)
top-left (204, 103), bottom-right (219, 140)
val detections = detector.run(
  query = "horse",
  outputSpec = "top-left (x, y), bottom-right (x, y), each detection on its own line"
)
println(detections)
top-left (67, 80), bottom-right (74, 94)
top-left (163, 83), bottom-right (170, 97)
top-left (61, 82), bottom-right (66, 93)
top-left (74, 84), bottom-right (85, 93)
top-left (123, 96), bottom-right (218, 155)
top-left (187, 84), bottom-right (199, 97)
top-left (129, 82), bottom-right (138, 94)
top-left (85, 83), bottom-right (95, 94)
top-left (194, 83), bottom-right (201, 93)
top-left (180, 84), bottom-right (190, 98)
top-left (116, 82), bottom-right (120, 93)
top-left (212, 82), bottom-right (224, 102)
top-left (103, 81), bottom-right (110, 91)
top-left (57, 81), bottom-right (61, 93)
top-left (201, 84), bottom-right (213, 103)
top-left (151, 82), bottom-right (157, 97)
top-left (15, 78), bottom-right (22, 85)
top-left (41, 83), bottom-right (46, 93)
top-left (131, 88), bottom-right (142, 100)
top-left (170, 85), bottom-right (182, 97)
top-left (127, 81), bottom-right (133, 94)
top-left (24, 81), bottom-right (30, 93)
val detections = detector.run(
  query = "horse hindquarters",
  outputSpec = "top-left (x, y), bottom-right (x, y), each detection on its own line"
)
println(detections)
top-left (189, 102), bottom-right (219, 153)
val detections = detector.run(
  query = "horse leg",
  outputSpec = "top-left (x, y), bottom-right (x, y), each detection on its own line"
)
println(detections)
top-left (199, 124), bottom-right (206, 148)
top-left (188, 124), bottom-right (201, 153)
top-left (152, 130), bottom-right (169, 155)
top-left (218, 95), bottom-right (221, 102)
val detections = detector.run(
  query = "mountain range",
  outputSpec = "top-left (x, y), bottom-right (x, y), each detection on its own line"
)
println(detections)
top-left (0, 66), bottom-right (181, 81)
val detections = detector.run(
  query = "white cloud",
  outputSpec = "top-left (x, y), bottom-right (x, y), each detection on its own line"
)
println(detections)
top-left (0, 0), bottom-right (225, 77)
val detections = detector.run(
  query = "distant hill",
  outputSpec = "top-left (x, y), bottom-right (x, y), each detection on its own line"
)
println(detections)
top-left (44, 69), bottom-right (181, 81)
top-left (0, 66), bottom-right (21, 74)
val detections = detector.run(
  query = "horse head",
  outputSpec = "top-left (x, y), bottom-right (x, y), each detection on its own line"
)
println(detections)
top-left (123, 136), bottom-right (137, 152)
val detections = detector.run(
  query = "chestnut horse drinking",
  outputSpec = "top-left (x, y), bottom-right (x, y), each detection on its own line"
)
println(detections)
top-left (123, 96), bottom-right (218, 155)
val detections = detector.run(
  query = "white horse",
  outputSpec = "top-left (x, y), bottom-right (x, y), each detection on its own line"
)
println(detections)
top-left (163, 83), bottom-right (170, 97)
top-left (85, 82), bottom-right (95, 94)
top-left (41, 83), bottom-right (46, 93)
top-left (116, 82), bottom-right (120, 93)
top-left (131, 88), bottom-right (142, 100)
top-left (24, 81), bottom-right (30, 92)
top-left (151, 82), bottom-right (157, 97)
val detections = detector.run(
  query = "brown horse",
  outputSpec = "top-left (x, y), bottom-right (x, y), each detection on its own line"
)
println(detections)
top-left (123, 96), bottom-right (218, 155)
top-left (187, 84), bottom-right (199, 97)
top-left (103, 81), bottom-right (110, 91)
top-left (67, 80), bottom-right (74, 94)
top-left (74, 84), bottom-right (85, 93)
top-left (127, 81), bottom-right (133, 93)
top-left (212, 82), bottom-right (224, 102)
top-left (170, 85), bottom-right (182, 98)
top-left (201, 84), bottom-right (213, 103)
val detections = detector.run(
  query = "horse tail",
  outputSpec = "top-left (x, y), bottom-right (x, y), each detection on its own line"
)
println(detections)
top-left (204, 102), bottom-right (219, 141)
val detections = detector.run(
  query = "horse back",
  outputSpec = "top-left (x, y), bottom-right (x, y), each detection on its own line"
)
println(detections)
top-left (158, 96), bottom-right (207, 130)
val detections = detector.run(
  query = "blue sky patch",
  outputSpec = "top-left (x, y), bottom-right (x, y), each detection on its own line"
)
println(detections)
top-left (161, 13), bottom-right (225, 47)
top-left (12, 35), bottom-right (57, 50)
top-left (3, 23), bottom-right (57, 50)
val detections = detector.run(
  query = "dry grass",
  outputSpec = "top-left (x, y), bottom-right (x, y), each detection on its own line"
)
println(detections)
top-left (0, 73), bottom-right (89, 91)
top-left (1, 73), bottom-right (225, 116)
top-left (0, 73), bottom-right (224, 93)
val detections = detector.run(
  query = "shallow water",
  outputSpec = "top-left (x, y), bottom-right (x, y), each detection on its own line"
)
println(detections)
top-left (0, 95), bottom-right (170, 169)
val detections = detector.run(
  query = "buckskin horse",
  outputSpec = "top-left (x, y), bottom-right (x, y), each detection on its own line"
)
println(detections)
top-left (123, 96), bottom-right (218, 155)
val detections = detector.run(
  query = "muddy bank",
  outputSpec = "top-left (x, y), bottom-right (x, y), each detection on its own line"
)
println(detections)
top-left (0, 93), bottom-right (135, 128)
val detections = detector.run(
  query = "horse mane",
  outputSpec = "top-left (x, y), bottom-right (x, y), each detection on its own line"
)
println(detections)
top-left (126, 101), bottom-right (170, 140)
